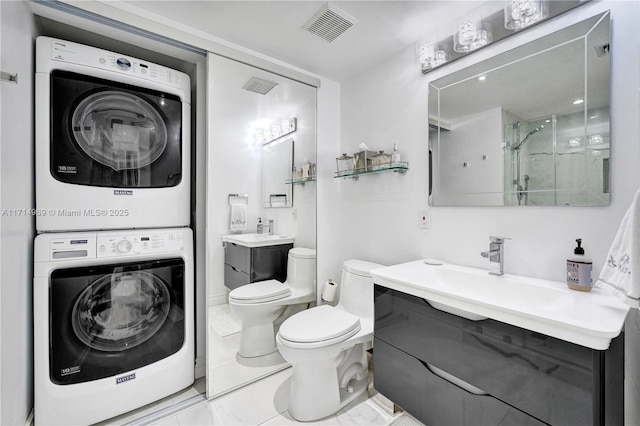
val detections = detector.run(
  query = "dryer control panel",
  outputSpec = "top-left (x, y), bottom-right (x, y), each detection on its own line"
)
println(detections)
top-left (46, 38), bottom-right (185, 89)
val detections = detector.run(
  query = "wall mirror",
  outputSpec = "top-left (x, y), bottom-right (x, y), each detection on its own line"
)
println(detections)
top-left (263, 138), bottom-right (293, 207)
top-left (206, 52), bottom-right (317, 401)
top-left (429, 10), bottom-right (610, 206)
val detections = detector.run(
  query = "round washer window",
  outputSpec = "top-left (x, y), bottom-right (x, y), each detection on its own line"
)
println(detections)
top-left (71, 91), bottom-right (168, 171)
top-left (72, 271), bottom-right (170, 352)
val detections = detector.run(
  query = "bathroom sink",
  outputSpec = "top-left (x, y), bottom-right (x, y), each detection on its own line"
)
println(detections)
top-left (371, 260), bottom-right (629, 350)
top-left (222, 233), bottom-right (295, 248)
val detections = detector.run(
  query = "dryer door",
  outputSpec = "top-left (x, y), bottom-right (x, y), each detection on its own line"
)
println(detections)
top-left (50, 70), bottom-right (183, 188)
top-left (49, 258), bottom-right (185, 385)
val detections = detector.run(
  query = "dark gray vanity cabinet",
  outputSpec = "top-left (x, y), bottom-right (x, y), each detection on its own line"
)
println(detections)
top-left (224, 242), bottom-right (293, 290)
top-left (373, 286), bottom-right (624, 426)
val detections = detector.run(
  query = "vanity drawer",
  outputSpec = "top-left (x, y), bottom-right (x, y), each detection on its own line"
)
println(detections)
top-left (224, 264), bottom-right (250, 290)
top-left (374, 338), bottom-right (546, 426)
top-left (374, 285), bottom-right (623, 426)
top-left (224, 243), bottom-right (251, 274)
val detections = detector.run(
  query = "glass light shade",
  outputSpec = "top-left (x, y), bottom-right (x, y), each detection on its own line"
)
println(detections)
top-left (567, 137), bottom-right (583, 148)
top-left (271, 124), bottom-right (282, 139)
top-left (433, 49), bottom-right (449, 66)
top-left (418, 43), bottom-right (449, 71)
top-left (454, 21), bottom-right (491, 53)
top-left (418, 43), bottom-right (436, 65)
top-left (589, 134), bottom-right (604, 145)
top-left (505, 0), bottom-right (549, 30)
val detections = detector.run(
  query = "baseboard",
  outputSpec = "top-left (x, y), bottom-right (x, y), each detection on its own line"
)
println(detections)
top-left (369, 389), bottom-right (402, 416)
top-left (208, 293), bottom-right (228, 307)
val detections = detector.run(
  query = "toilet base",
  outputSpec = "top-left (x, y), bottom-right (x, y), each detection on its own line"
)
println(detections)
top-left (287, 343), bottom-right (369, 421)
top-left (238, 320), bottom-right (278, 358)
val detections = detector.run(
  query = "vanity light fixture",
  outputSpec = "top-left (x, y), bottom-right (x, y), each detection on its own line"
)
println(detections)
top-left (418, 0), bottom-right (588, 74)
top-left (505, 0), bottom-right (549, 30)
top-left (253, 118), bottom-right (297, 145)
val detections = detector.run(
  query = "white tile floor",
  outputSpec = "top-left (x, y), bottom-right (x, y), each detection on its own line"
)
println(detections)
top-left (150, 367), bottom-right (415, 426)
top-left (99, 303), bottom-right (424, 425)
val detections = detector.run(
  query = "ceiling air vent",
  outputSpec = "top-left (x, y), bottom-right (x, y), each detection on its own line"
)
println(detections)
top-left (242, 77), bottom-right (278, 95)
top-left (302, 3), bottom-right (359, 43)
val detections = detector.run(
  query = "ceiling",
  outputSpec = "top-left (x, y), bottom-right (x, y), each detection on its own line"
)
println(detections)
top-left (125, 1), bottom-right (484, 82)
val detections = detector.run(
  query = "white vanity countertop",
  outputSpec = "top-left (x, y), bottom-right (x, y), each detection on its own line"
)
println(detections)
top-left (371, 260), bottom-right (630, 350)
top-left (222, 233), bottom-right (295, 248)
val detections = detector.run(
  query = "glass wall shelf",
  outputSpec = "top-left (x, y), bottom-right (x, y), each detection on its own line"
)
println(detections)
top-left (334, 162), bottom-right (409, 181)
top-left (286, 176), bottom-right (316, 186)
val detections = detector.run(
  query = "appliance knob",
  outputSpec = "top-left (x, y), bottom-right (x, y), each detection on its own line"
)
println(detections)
top-left (116, 239), bottom-right (132, 253)
top-left (116, 58), bottom-right (131, 70)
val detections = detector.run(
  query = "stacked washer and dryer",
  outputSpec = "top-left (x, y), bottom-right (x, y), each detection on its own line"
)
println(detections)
top-left (33, 37), bottom-right (194, 425)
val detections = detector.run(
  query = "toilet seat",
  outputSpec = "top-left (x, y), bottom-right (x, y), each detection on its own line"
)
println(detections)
top-left (229, 280), bottom-right (291, 304)
top-left (278, 305), bottom-right (361, 349)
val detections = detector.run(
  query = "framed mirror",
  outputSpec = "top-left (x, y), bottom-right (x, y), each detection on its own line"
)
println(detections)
top-left (429, 10), bottom-right (610, 206)
top-left (262, 137), bottom-right (293, 208)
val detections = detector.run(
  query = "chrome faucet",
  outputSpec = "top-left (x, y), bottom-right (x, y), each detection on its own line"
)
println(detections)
top-left (480, 236), bottom-right (510, 275)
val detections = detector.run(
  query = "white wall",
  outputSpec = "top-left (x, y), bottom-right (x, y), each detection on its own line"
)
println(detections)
top-left (335, 1), bottom-right (640, 423)
top-left (436, 106), bottom-right (504, 206)
top-left (0, 1), bottom-right (39, 424)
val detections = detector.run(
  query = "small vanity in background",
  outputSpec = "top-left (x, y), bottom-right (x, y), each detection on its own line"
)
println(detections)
top-left (222, 233), bottom-right (294, 290)
top-left (371, 260), bottom-right (629, 426)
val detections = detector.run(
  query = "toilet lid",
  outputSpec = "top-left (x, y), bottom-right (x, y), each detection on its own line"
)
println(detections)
top-left (278, 305), bottom-right (361, 345)
top-left (229, 280), bottom-right (291, 304)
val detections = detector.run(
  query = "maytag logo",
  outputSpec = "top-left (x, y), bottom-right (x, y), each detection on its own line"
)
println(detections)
top-left (115, 373), bottom-right (136, 385)
top-left (114, 190), bottom-right (133, 196)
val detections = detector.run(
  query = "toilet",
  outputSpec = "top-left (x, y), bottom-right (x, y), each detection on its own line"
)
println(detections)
top-left (228, 247), bottom-right (316, 358)
top-left (276, 259), bottom-right (384, 421)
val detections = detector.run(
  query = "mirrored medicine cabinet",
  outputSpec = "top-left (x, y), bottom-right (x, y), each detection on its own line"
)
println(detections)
top-left (428, 10), bottom-right (610, 207)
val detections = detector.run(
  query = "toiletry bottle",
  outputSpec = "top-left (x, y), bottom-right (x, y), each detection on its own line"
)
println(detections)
top-left (566, 238), bottom-right (593, 292)
top-left (392, 143), bottom-right (400, 165)
top-left (302, 158), bottom-right (310, 178)
top-left (257, 218), bottom-right (263, 234)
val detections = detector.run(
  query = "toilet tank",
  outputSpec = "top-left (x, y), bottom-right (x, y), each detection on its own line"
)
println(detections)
top-left (338, 259), bottom-right (384, 320)
top-left (287, 248), bottom-right (316, 291)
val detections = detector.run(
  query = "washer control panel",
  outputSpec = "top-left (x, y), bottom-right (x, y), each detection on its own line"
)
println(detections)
top-left (97, 231), bottom-right (184, 258)
top-left (47, 231), bottom-right (185, 261)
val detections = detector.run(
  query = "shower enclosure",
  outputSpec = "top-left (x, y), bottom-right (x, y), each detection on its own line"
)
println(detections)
top-left (504, 108), bottom-right (610, 206)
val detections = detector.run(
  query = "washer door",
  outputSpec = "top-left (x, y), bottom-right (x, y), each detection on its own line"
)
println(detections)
top-left (49, 258), bottom-right (185, 385)
top-left (72, 270), bottom-right (170, 352)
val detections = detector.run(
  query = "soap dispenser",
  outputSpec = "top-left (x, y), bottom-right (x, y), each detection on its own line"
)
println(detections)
top-left (257, 218), bottom-right (263, 234)
top-left (566, 238), bottom-right (593, 292)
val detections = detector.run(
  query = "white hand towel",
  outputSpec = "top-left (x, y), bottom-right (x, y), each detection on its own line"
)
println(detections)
top-left (229, 202), bottom-right (246, 233)
top-left (595, 189), bottom-right (640, 308)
